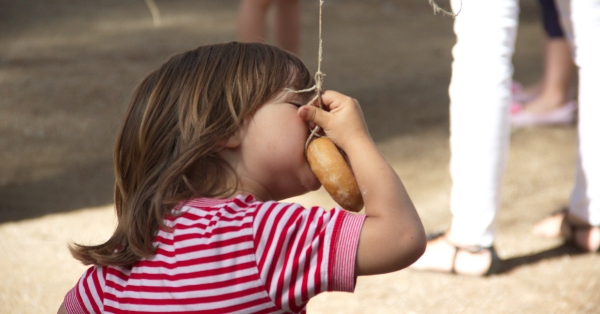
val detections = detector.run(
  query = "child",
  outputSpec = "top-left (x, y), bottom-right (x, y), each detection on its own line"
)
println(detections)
top-left (58, 42), bottom-right (425, 314)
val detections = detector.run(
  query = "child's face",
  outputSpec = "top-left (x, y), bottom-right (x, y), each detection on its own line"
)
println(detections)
top-left (236, 89), bottom-right (321, 201)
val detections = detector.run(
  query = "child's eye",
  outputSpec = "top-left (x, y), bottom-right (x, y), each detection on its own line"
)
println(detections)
top-left (289, 101), bottom-right (303, 108)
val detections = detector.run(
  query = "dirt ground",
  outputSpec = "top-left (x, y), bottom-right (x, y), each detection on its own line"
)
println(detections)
top-left (1, 0), bottom-right (598, 313)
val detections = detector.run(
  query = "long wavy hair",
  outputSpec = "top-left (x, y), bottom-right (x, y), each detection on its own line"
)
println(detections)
top-left (69, 42), bottom-right (314, 266)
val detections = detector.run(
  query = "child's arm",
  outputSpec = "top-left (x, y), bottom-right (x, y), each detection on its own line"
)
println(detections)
top-left (298, 90), bottom-right (426, 276)
top-left (57, 302), bottom-right (67, 314)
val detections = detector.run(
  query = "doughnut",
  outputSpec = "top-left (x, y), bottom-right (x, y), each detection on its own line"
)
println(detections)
top-left (306, 137), bottom-right (364, 212)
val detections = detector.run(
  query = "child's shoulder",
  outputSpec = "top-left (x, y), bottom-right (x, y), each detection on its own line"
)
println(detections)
top-left (175, 194), bottom-right (269, 217)
top-left (178, 194), bottom-right (345, 220)
top-left (179, 194), bottom-right (294, 210)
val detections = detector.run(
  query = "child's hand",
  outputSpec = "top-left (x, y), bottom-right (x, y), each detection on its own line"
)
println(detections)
top-left (297, 90), bottom-right (370, 150)
top-left (300, 91), bottom-right (425, 276)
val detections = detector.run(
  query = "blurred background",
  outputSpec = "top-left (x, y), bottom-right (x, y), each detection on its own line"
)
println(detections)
top-left (0, 0), bottom-right (597, 313)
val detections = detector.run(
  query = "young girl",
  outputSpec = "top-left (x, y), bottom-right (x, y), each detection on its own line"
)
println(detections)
top-left (58, 42), bottom-right (425, 314)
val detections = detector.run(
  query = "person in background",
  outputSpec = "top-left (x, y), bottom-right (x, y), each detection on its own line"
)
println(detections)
top-left (410, 0), bottom-right (600, 277)
top-left (238, 0), bottom-right (301, 55)
top-left (510, 0), bottom-right (577, 127)
top-left (531, 0), bottom-right (600, 254)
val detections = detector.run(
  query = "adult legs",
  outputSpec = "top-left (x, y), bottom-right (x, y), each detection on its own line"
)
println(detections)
top-left (551, 0), bottom-right (600, 251)
top-left (410, 0), bottom-right (519, 275)
top-left (568, 0), bottom-right (600, 227)
top-left (238, 0), bottom-right (300, 55)
top-left (238, 0), bottom-right (272, 44)
top-left (518, 0), bottom-right (576, 115)
top-left (520, 37), bottom-right (574, 115)
top-left (533, 0), bottom-right (600, 252)
top-left (273, 0), bottom-right (300, 55)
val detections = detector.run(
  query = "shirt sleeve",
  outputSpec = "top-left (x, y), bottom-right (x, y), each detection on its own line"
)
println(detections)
top-left (251, 201), bottom-right (365, 313)
top-left (64, 265), bottom-right (106, 314)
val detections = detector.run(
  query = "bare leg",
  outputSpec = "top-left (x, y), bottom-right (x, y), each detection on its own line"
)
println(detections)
top-left (410, 0), bottom-right (518, 277)
top-left (523, 37), bottom-right (575, 114)
top-left (238, 0), bottom-right (274, 44)
top-left (273, 0), bottom-right (300, 55)
top-left (518, 81), bottom-right (543, 102)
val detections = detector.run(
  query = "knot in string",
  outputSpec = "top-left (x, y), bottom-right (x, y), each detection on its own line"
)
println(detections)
top-left (314, 71), bottom-right (325, 92)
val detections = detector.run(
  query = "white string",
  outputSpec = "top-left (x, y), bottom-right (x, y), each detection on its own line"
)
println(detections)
top-left (143, 0), bottom-right (162, 27)
top-left (428, 0), bottom-right (461, 18)
top-left (287, 0), bottom-right (460, 153)
top-left (285, 0), bottom-right (326, 153)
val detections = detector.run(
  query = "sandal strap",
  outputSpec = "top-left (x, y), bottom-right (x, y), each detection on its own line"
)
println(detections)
top-left (431, 231), bottom-right (491, 253)
top-left (425, 231), bottom-right (500, 276)
top-left (559, 211), bottom-right (599, 240)
top-left (558, 211), bottom-right (600, 252)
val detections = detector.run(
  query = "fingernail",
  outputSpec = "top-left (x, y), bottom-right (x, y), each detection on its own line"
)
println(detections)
top-left (298, 106), bottom-right (309, 119)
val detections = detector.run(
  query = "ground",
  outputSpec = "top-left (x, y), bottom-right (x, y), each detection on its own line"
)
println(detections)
top-left (0, 0), bottom-right (598, 313)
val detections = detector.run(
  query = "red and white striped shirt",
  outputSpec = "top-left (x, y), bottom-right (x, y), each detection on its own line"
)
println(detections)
top-left (64, 194), bottom-right (365, 313)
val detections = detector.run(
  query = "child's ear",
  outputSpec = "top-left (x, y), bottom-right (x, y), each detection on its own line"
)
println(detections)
top-left (219, 128), bottom-right (244, 149)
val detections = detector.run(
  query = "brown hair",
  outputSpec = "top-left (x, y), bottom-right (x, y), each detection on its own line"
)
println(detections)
top-left (69, 42), bottom-right (314, 266)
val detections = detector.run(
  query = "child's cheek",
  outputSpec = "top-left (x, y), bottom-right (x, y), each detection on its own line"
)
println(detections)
top-left (304, 171), bottom-right (322, 191)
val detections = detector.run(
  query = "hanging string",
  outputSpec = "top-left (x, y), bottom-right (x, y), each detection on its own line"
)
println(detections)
top-left (429, 0), bottom-right (461, 18)
top-left (143, 0), bottom-right (162, 27)
top-left (285, 0), bottom-right (326, 153)
top-left (286, 0), bottom-right (459, 153)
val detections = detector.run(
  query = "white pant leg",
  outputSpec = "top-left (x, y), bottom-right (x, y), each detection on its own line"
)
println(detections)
top-left (448, 0), bottom-right (519, 247)
top-left (557, 0), bottom-right (600, 225)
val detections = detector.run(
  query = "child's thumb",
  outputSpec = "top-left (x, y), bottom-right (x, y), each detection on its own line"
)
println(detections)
top-left (298, 105), bottom-right (328, 128)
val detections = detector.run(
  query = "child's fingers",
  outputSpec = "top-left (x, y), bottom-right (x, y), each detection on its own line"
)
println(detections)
top-left (300, 90), bottom-right (368, 149)
top-left (298, 104), bottom-right (330, 129)
top-left (305, 90), bottom-right (346, 110)
top-left (319, 90), bottom-right (355, 111)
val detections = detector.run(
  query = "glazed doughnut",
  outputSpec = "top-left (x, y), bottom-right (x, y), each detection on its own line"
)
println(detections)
top-left (306, 137), bottom-right (364, 212)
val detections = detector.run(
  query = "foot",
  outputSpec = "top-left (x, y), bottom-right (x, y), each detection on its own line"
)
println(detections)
top-left (572, 227), bottom-right (600, 253)
top-left (522, 95), bottom-right (571, 115)
top-left (409, 233), bottom-right (495, 276)
top-left (512, 81), bottom-right (542, 103)
top-left (532, 211), bottom-right (565, 238)
top-left (533, 210), bottom-right (600, 252)
top-left (510, 100), bottom-right (576, 127)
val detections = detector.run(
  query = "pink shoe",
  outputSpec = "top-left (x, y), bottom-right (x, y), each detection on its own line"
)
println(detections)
top-left (510, 101), bottom-right (524, 115)
top-left (510, 100), bottom-right (577, 127)
top-left (512, 81), bottom-right (536, 103)
top-left (512, 80), bottom-right (576, 104)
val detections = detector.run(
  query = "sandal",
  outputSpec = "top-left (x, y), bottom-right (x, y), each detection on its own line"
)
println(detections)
top-left (511, 81), bottom-right (536, 103)
top-left (535, 209), bottom-right (600, 253)
top-left (413, 232), bottom-right (500, 276)
top-left (510, 100), bottom-right (577, 127)
top-left (559, 214), bottom-right (600, 253)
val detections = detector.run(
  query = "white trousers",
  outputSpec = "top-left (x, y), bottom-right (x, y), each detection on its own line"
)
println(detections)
top-left (448, 0), bottom-right (600, 248)
top-left (559, 0), bottom-right (600, 226)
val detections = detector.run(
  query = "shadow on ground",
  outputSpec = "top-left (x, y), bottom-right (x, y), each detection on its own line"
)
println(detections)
top-left (497, 243), bottom-right (584, 274)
